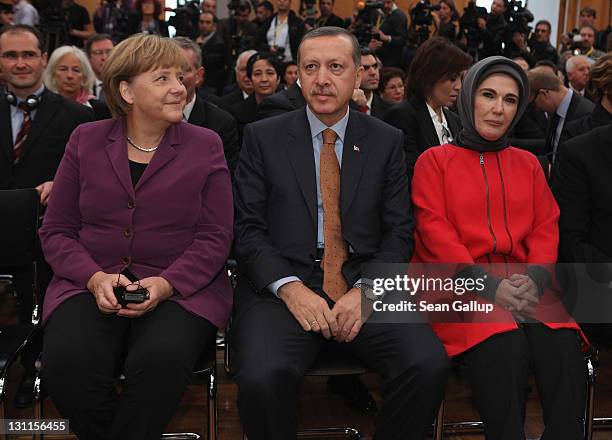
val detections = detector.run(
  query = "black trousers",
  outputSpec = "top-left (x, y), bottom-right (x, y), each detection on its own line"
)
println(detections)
top-left (463, 324), bottom-right (586, 440)
top-left (231, 267), bottom-right (450, 440)
top-left (42, 293), bottom-right (216, 440)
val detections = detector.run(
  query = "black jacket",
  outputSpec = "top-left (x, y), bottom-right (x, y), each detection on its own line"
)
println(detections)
top-left (316, 13), bottom-right (346, 28)
top-left (370, 94), bottom-right (393, 120)
top-left (188, 95), bottom-right (240, 176)
top-left (552, 91), bottom-right (595, 151)
top-left (200, 32), bottom-right (230, 96)
top-left (258, 12), bottom-right (305, 61)
top-left (563, 104), bottom-right (612, 140)
top-left (228, 93), bottom-right (259, 145)
top-left (376, 8), bottom-right (408, 68)
top-left (552, 124), bottom-right (612, 263)
top-left (218, 88), bottom-right (247, 111)
top-left (257, 82), bottom-right (305, 120)
top-left (0, 88), bottom-right (94, 189)
top-left (384, 96), bottom-right (461, 181)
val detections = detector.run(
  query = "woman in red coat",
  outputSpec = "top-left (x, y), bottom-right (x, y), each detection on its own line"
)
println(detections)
top-left (412, 57), bottom-right (586, 440)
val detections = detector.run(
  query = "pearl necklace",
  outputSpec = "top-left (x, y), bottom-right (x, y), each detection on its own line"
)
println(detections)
top-left (127, 136), bottom-right (159, 152)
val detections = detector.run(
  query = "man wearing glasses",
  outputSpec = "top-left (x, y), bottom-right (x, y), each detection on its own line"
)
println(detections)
top-left (0, 24), bottom-right (93, 408)
top-left (85, 33), bottom-right (114, 102)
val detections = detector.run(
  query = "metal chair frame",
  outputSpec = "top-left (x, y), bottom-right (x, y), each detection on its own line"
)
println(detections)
top-left (0, 189), bottom-right (42, 440)
top-left (432, 350), bottom-right (609, 440)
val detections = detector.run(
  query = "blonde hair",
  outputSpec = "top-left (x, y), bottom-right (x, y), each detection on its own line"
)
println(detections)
top-left (102, 34), bottom-right (188, 118)
top-left (44, 45), bottom-right (96, 95)
top-left (589, 52), bottom-right (612, 102)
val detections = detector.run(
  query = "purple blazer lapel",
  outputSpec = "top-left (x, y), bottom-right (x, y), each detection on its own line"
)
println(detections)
top-left (104, 119), bottom-right (181, 195)
top-left (105, 118), bottom-right (134, 198)
top-left (134, 123), bottom-right (180, 191)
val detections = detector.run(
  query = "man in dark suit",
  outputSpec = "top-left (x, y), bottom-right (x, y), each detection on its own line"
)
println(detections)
top-left (552, 124), bottom-right (612, 342)
top-left (528, 67), bottom-right (594, 163)
top-left (315, 0), bottom-right (346, 28)
top-left (256, 80), bottom-right (305, 119)
top-left (367, 0), bottom-right (407, 69)
top-left (355, 48), bottom-right (392, 119)
top-left (174, 37), bottom-right (240, 176)
top-left (0, 24), bottom-right (93, 407)
top-left (196, 12), bottom-right (229, 96)
top-left (232, 26), bottom-right (449, 440)
top-left (218, 49), bottom-right (256, 110)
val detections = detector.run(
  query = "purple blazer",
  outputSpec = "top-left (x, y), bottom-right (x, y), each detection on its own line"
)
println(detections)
top-left (39, 118), bottom-right (234, 327)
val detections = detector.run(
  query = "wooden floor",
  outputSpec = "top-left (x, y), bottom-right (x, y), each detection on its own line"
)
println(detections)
top-left (2, 291), bottom-right (612, 440)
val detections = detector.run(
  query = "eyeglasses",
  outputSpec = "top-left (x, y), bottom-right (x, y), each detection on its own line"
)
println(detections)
top-left (90, 49), bottom-right (113, 56)
top-left (0, 51), bottom-right (41, 61)
top-left (529, 89), bottom-right (546, 104)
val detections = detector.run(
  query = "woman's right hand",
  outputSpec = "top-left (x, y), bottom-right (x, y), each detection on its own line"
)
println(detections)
top-left (86, 271), bottom-right (129, 314)
top-left (494, 279), bottom-right (536, 319)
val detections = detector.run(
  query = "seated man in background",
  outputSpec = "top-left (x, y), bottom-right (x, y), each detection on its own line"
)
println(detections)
top-left (0, 24), bottom-right (93, 407)
top-left (174, 37), bottom-right (240, 177)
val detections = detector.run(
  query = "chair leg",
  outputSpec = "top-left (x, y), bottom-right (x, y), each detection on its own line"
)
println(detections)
top-left (432, 400), bottom-right (445, 440)
top-left (0, 377), bottom-right (7, 440)
top-left (208, 368), bottom-right (217, 440)
top-left (33, 373), bottom-right (43, 440)
top-left (585, 355), bottom-right (595, 440)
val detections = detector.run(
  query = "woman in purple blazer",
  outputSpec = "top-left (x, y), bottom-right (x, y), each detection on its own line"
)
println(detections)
top-left (39, 34), bottom-right (233, 439)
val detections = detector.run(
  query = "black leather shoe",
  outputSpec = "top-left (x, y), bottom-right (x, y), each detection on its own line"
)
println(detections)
top-left (327, 375), bottom-right (377, 415)
top-left (14, 371), bottom-right (35, 409)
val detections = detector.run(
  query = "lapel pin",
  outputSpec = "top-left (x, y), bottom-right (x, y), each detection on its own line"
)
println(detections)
top-left (353, 145), bottom-right (360, 152)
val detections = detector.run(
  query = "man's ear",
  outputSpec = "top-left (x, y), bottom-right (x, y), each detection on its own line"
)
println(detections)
top-left (196, 66), bottom-right (205, 88)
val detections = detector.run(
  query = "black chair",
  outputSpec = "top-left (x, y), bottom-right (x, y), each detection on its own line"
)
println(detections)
top-left (432, 349), bottom-right (601, 440)
top-left (33, 331), bottom-right (218, 440)
top-left (0, 189), bottom-right (41, 436)
top-left (224, 260), bottom-right (365, 440)
top-left (225, 333), bottom-right (366, 440)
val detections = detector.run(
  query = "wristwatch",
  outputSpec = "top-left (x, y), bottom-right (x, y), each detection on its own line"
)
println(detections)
top-left (355, 281), bottom-right (378, 302)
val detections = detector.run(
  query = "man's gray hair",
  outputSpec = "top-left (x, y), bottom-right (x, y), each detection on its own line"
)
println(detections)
top-left (566, 55), bottom-right (592, 74)
top-left (173, 36), bottom-right (202, 68)
top-left (236, 49), bottom-right (257, 71)
top-left (297, 26), bottom-right (361, 68)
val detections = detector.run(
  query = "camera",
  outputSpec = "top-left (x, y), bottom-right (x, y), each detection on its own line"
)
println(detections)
top-left (351, 0), bottom-right (384, 46)
top-left (410, 0), bottom-right (440, 45)
top-left (167, 0), bottom-right (200, 39)
top-left (459, 0), bottom-right (488, 56)
top-left (504, 0), bottom-right (533, 35)
top-left (113, 284), bottom-right (150, 307)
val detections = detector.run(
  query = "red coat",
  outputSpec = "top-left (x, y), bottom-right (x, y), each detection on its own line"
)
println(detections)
top-left (412, 144), bottom-right (584, 357)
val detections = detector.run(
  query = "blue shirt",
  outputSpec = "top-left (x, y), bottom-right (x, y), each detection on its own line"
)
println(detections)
top-left (268, 105), bottom-right (350, 297)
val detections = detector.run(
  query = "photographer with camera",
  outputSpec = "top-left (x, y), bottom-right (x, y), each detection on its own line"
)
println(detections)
top-left (39, 34), bottom-right (233, 439)
top-left (93, 0), bottom-right (138, 43)
top-left (217, 0), bottom-right (258, 62)
top-left (476, 0), bottom-right (508, 58)
top-left (367, 0), bottom-right (406, 69)
top-left (562, 24), bottom-right (606, 63)
top-left (529, 20), bottom-right (559, 65)
top-left (257, 0), bottom-right (305, 62)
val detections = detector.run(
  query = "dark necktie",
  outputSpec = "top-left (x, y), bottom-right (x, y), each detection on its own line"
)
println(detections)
top-left (320, 128), bottom-right (348, 301)
top-left (546, 112), bottom-right (561, 162)
top-left (13, 102), bottom-right (32, 164)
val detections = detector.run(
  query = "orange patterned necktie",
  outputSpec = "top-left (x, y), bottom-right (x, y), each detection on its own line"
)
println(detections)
top-left (320, 128), bottom-right (349, 301)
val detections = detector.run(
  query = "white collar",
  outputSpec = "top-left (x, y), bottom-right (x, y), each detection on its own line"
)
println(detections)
top-left (183, 94), bottom-right (197, 121)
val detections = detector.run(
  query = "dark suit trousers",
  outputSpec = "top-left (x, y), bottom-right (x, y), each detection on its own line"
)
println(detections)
top-left (463, 325), bottom-right (585, 440)
top-left (42, 293), bottom-right (216, 440)
top-left (232, 267), bottom-right (450, 440)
